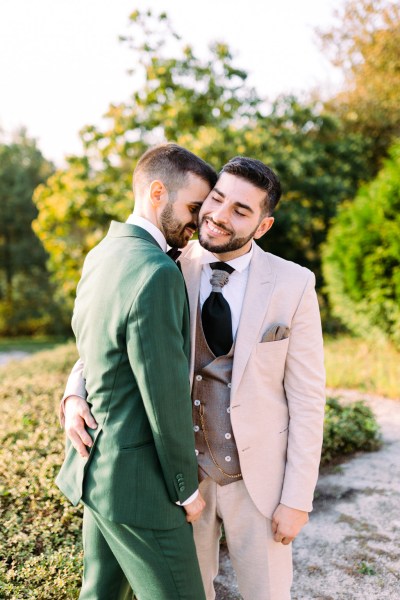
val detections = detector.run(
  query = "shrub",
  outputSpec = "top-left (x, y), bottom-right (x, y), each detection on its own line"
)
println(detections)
top-left (0, 345), bottom-right (382, 598)
top-left (322, 397), bottom-right (381, 466)
top-left (322, 140), bottom-right (400, 348)
top-left (0, 343), bottom-right (83, 599)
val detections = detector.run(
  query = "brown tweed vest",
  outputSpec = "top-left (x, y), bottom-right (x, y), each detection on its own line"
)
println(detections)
top-left (192, 308), bottom-right (242, 486)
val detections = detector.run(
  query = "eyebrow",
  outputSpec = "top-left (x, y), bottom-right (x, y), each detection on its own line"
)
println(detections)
top-left (212, 187), bottom-right (254, 214)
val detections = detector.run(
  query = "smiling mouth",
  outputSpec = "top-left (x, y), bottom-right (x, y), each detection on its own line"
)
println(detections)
top-left (205, 218), bottom-right (230, 236)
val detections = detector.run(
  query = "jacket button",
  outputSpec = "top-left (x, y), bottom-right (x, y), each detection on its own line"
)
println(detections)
top-left (225, 433), bottom-right (231, 440)
top-left (196, 375), bottom-right (202, 381)
top-left (225, 456), bottom-right (231, 462)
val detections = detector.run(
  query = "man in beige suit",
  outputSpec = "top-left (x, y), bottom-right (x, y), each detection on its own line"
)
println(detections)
top-left (62, 156), bottom-right (325, 599)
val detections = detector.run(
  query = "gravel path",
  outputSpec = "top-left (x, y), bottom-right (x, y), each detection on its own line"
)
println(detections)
top-left (0, 351), bottom-right (30, 366)
top-left (215, 390), bottom-right (400, 599)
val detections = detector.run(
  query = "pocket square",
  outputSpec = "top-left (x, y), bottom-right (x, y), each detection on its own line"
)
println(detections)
top-left (261, 323), bottom-right (290, 342)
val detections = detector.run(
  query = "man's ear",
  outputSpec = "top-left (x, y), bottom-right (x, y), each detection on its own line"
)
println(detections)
top-left (253, 216), bottom-right (274, 240)
top-left (149, 180), bottom-right (168, 207)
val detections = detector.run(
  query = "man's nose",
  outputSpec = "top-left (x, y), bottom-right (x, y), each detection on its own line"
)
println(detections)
top-left (212, 204), bottom-right (229, 223)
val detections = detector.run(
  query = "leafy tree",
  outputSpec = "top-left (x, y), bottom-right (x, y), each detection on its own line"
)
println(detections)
top-left (244, 97), bottom-right (370, 286)
top-left (32, 10), bottom-right (262, 318)
top-left (319, 0), bottom-right (400, 166)
top-left (0, 131), bottom-right (58, 334)
top-left (34, 10), bottom-right (371, 323)
top-left (322, 140), bottom-right (400, 347)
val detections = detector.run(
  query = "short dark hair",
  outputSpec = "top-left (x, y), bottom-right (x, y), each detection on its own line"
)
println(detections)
top-left (220, 156), bottom-right (281, 215)
top-left (134, 143), bottom-right (217, 196)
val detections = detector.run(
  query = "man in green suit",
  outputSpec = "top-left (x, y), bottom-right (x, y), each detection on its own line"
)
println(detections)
top-left (56, 144), bottom-right (217, 600)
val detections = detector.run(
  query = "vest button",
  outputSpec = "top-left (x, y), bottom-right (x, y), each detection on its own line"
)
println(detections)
top-left (193, 425), bottom-right (200, 432)
top-left (195, 449), bottom-right (199, 456)
top-left (194, 399), bottom-right (201, 406)
top-left (196, 375), bottom-right (202, 381)
top-left (227, 407), bottom-right (231, 413)
top-left (224, 433), bottom-right (231, 439)
top-left (227, 382), bottom-right (232, 388)
top-left (225, 456), bottom-right (231, 462)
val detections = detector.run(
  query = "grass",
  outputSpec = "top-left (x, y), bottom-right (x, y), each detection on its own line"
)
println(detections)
top-left (0, 336), bottom-right (69, 354)
top-left (324, 335), bottom-right (400, 399)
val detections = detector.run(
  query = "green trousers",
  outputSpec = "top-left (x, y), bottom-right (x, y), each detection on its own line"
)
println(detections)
top-left (79, 506), bottom-right (206, 600)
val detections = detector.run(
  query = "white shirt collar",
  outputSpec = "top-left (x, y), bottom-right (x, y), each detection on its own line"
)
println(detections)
top-left (126, 214), bottom-right (167, 252)
top-left (199, 241), bottom-right (254, 273)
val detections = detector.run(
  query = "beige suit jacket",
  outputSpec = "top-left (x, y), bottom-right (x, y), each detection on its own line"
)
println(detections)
top-left (181, 241), bottom-right (326, 518)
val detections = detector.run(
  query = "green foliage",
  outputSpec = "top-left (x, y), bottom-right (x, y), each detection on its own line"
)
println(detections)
top-left (33, 10), bottom-right (372, 325)
top-left (322, 141), bottom-right (400, 347)
top-left (249, 98), bottom-right (370, 284)
top-left (322, 397), bottom-right (381, 466)
top-left (0, 130), bottom-right (60, 335)
top-left (0, 345), bottom-right (382, 597)
top-left (319, 0), bottom-right (400, 166)
top-left (0, 344), bottom-right (83, 599)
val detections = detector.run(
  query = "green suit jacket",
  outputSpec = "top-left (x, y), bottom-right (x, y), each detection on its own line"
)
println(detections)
top-left (56, 221), bottom-right (199, 530)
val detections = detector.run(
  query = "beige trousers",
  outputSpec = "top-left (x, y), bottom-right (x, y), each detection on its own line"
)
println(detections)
top-left (193, 478), bottom-right (292, 600)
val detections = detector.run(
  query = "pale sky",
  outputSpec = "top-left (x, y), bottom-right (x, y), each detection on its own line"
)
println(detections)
top-left (0, 0), bottom-right (341, 165)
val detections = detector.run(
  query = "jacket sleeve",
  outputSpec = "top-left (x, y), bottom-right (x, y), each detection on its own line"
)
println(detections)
top-left (126, 263), bottom-right (199, 504)
top-left (280, 271), bottom-right (326, 512)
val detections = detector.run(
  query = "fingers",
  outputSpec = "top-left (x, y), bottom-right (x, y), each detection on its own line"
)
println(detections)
top-left (79, 403), bottom-right (97, 430)
top-left (273, 532), bottom-right (294, 545)
top-left (66, 426), bottom-right (91, 458)
top-left (184, 493), bottom-right (206, 523)
top-left (66, 415), bottom-right (93, 446)
top-left (271, 518), bottom-right (278, 535)
top-left (186, 511), bottom-right (202, 523)
top-left (281, 537), bottom-right (293, 545)
top-left (64, 396), bottom-right (97, 458)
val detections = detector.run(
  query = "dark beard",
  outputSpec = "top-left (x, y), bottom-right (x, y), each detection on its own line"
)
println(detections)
top-left (198, 217), bottom-right (258, 254)
top-left (160, 203), bottom-right (196, 248)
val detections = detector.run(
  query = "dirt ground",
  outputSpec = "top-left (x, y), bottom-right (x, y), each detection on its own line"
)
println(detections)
top-left (214, 390), bottom-right (400, 599)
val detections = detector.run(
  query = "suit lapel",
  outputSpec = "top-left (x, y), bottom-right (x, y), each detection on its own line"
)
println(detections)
top-left (231, 245), bottom-right (276, 398)
top-left (180, 242), bottom-right (203, 384)
top-left (107, 221), bottom-right (162, 250)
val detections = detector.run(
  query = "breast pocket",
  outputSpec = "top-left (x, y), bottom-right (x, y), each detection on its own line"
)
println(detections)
top-left (256, 337), bottom-right (289, 356)
top-left (255, 337), bottom-right (289, 381)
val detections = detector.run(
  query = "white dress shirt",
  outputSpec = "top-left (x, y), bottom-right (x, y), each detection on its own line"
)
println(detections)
top-left (199, 243), bottom-right (254, 340)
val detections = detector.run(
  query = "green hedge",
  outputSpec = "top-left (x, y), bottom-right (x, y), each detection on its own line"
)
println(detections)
top-left (321, 397), bottom-right (381, 466)
top-left (0, 345), bottom-right (381, 599)
top-left (322, 140), bottom-right (400, 349)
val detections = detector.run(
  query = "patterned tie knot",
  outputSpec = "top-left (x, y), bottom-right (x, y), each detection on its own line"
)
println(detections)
top-left (209, 262), bottom-right (234, 292)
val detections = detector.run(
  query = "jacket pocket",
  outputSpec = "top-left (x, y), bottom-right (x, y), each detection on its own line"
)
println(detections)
top-left (119, 439), bottom-right (154, 452)
top-left (256, 337), bottom-right (289, 356)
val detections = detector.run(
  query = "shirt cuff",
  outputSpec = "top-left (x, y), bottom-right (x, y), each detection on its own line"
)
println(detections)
top-left (176, 489), bottom-right (199, 506)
